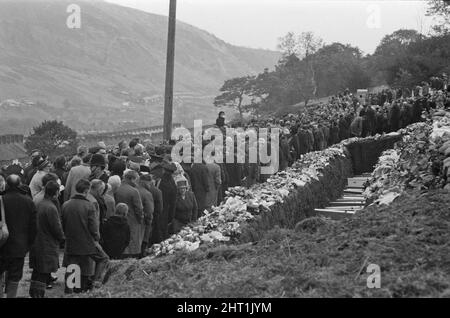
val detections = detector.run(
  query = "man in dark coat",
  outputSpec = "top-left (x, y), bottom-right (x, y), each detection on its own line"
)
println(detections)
top-left (363, 105), bottom-right (376, 137)
top-left (279, 134), bottom-right (291, 171)
top-left (329, 122), bottom-right (340, 145)
top-left (375, 109), bottom-right (385, 135)
top-left (389, 102), bottom-right (401, 132)
top-left (29, 181), bottom-right (65, 298)
top-left (189, 161), bottom-right (210, 218)
top-left (296, 128), bottom-right (309, 155)
top-left (62, 179), bottom-right (109, 293)
top-left (312, 126), bottom-right (323, 151)
top-left (156, 163), bottom-right (177, 242)
top-left (0, 175), bottom-right (37, 298)
top-left (115, 171), bottom-right (144, 258)
top-left (289, 128), bottom-right (300, 159)
top-left (24, 150), bottom-right (42, 185)
top-left (412, 98), bottom-right (424, 123)
top-left (89, 154), bottom-right (109, 184)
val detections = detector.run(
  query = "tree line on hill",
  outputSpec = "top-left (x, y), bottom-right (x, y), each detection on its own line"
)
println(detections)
top-left (214, 0), bottom-right (450, 121)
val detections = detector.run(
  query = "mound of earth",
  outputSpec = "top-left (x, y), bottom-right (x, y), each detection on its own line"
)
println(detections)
top-left (82, 189), bottom-right (450, 298)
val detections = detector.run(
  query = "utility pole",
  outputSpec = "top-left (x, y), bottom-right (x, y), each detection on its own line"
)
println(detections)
top-left (163, 0), bottom-right (177, 141)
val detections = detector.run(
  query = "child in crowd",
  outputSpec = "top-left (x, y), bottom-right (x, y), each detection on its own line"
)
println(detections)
top-left (100, 203), bottom-right (131, 260)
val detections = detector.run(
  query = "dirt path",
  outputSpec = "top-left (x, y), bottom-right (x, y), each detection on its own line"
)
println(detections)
top-left (16, 253), bottom-right (66, 298)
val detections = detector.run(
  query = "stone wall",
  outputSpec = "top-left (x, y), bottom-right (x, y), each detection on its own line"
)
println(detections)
top-left (238, 154), bottom-right (353, 243)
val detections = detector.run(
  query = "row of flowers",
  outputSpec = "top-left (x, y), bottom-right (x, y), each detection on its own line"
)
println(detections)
top-left (148, 131), bottom-right (400, 258)
top-left (363, 108), bottom-right (450, 205)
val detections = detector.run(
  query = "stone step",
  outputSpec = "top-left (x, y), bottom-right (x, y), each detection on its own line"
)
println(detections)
top-left (313, 209), bottom-right (356, 220)
top-left (339, 196), bottom-right (365, 201)
top-left (347, 179), bottom-right (367, 188)
top-left (325, 205), bottom-right (363, 210)
top-left (329, 201), bottom-right (365, 207)
top-left (344, 188), bottom-right (364, 194)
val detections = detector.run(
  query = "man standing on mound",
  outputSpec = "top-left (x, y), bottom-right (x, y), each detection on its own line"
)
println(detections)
top-left (62, 179), bottom-right (109, 293)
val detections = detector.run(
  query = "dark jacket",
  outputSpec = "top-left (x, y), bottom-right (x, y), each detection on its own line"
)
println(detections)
top-left (30, 198), bottom-right (65, 273)
top-left (225, 162), bottom-right (243, 188)
top-left (289, 134), bottom-right (300, 159)
top-left (100, 216), bottom-right (130, 259)
top-left (296, 129), bottom-right (309, 155)
top-left (329, 124), bottom-right (340, 145)
top-left (174, 191), bottom-right (198, 226)
top-left (215, 117), bottom-right (225, 127)
top-left (189, 163), bottom-right (210, 212)
top-left (147, 183), bottom-right (163, 245)
top-left (0, 188), bottom-right (37, 258)
top-left (155, 173), bottom-right (177, 242)
top-left (279, 137), bottom-right (291, 171)
top-left (62, 194), bottom-right (99, 255)
top-left (389, 103), bottom-right (401, 132)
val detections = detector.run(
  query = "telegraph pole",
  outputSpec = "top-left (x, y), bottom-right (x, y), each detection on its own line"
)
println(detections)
top-left (163, 0), bottom-right (177, 141)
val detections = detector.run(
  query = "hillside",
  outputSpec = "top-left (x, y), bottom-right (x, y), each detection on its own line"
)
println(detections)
top-left (0, 0), bottom-right (280, 134)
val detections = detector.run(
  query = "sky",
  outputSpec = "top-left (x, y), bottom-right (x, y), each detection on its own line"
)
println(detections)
top-left (105, 0), bottom-right (436, 55)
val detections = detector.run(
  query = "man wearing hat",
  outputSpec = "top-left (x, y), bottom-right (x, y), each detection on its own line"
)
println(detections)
top-left (153, 162), bottom-right (177, 243)
top-left (23, 150), bottom-right (42, 185)
top-left (64, 154), bottom-right (92, 202)
top-left (89, 154), bottom-right (109, 184)
top-left (29, 158), bottom-right (52, 199)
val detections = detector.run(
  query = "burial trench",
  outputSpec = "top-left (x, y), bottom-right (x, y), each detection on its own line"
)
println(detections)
top-left (236, 133), bottom-right (403, 243)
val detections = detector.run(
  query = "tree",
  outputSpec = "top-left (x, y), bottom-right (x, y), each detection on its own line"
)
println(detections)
top-left (426, 0), bottom-right (450, 35)
top-left (276, 31), bottom-right (324, 105)
top-left (314, 43), bottom-right (371, 95)
top-left (277, 32), bottom-right (297, 56)
top-left (25, 120), bottom-right (78, 159)
top-left (374, 29), bottom-right (423, 57)
top-left (214, 76), bottom-right (256, 121)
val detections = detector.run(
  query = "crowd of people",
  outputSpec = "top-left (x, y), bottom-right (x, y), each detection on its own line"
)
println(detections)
top-left (1, 75), bottom-right (449, 298)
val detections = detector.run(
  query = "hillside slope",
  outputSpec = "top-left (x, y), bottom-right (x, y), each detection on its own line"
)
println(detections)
top-left (0, 0), bottom-right (280, 134)
top-left (85, 190), bottom-right (450, 298)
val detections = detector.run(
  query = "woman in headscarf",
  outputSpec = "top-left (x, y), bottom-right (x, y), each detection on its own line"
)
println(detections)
top-left (170, 180), bottom-right (198, 235)
top-left (172, 162), bottom-right (191, 190)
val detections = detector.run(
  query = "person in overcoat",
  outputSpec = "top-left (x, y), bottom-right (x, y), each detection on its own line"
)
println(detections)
top-left (136, 175), bottom-right (154, 258)
top-left (189, 161), bottom-right (210, 218)
top-left (155, 163), bottom-right (177, 242)
top-left (0, 174), bottom-right (37, 298)
top-left (62, 179), bottom-right (109, 293)
top-left (146, 176), bottom-right (163, 247)
top-left (205, 161), bottom-right (221, 209)
top-left (296, 128), bottom-right (309, 155)
top-left (114, 170), bottom-right (144, 258)
top-left (171, 180), bottom-right (198, 234)
top-left (29, 181), bottom-right (65, 298)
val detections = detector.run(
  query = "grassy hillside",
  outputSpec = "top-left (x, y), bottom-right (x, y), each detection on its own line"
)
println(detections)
top-left (88, 190), bottom-right (450, 298)
top-left (0, 0), bottom-right (280, 134)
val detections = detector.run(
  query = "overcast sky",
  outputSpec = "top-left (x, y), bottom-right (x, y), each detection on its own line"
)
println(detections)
top-left (105, 0), bottom-right (435, 55)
